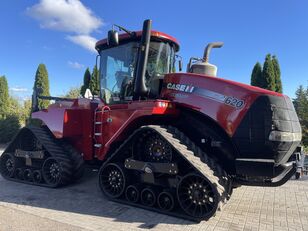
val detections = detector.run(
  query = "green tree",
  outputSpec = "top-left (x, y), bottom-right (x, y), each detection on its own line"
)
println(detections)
top-left (80, 68), bottom-right (91, 97)
top-left (0, 114), bottom-right (21, 143)
top-left (89, 65), bottom-right (100, 96)
top-left (33, 64), bottom-right (50, 110)
top-left (250, 62), bottom-right (263, 87)
top-left (65, 87), bottom-right (81, 98)
top-left (0, 76), bottom-right (9, 118)
top-left (262, 54), bottom-right (276, 91)
top-left (22, 99), bottom-right (32, 125)
top-left (293, 85), bottom-right (308, 147)
top-left (272, 55), bottom-right (282, 93)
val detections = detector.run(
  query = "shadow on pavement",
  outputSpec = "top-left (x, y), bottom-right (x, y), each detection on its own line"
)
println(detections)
top-left (0, 168), bottom-right (194, 228)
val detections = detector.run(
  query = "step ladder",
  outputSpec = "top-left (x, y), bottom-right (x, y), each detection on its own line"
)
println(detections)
top-left (93, 106), bottom-right (110, 157)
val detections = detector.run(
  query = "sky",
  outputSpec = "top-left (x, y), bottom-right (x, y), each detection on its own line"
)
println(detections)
top-left (0, 0), bottom-right (307, 102)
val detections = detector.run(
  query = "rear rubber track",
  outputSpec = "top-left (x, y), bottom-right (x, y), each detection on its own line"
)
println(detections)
top-left (0, 126), bottom-right (73, 187)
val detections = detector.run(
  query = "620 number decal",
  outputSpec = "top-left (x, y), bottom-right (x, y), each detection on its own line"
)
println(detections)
top-left (224, 96), bottom-right (245, 109)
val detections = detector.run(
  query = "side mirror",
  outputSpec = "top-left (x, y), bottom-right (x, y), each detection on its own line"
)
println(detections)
top-left (178, 60), bottom-right (183, 72)
top-left (96, 55), bottom-right (100, 69)
top-left (175, 55), bottom-right (183, 72)
top-left (107, 30), bottom-right (119, 46)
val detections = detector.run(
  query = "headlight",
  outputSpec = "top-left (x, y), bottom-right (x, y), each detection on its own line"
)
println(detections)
top-left (269, 131), bottom-right (302, 142)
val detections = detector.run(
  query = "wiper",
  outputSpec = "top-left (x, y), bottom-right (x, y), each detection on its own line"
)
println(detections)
top-left (113, 24), bottom-right (136, 37)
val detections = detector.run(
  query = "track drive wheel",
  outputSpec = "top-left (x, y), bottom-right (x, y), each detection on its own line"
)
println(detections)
top-left (0, 153), bottom-right (19, 178)
top-left (177, 173), bottom-right (219, 220)
top-left (136, 131), bottom-right (172, 162)
top-left (99, 163), bottom-right (126, 199)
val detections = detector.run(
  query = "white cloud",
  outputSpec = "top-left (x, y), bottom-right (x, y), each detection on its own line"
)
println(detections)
top-left (67, 35), bottom-right (97, 53)
top-left (27, 0), bottom-right (102, 52)
top-left (68, 61), bottom-right (85, 69)
top-left (10, 87), bottom-right (29, 92)
top-left (27, 0), bottom-right (102, 34)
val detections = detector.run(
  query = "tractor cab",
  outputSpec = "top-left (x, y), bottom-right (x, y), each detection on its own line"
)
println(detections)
top-left (95, 21), bottom-right (179, 104)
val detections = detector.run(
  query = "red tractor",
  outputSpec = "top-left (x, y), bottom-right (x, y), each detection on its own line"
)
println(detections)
top-left (0, 20), bottom-right (302, 221)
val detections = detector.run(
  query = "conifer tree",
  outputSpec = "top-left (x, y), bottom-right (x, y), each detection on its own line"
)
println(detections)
top-left (262, 54), bottom-right (276, 91)
top-left (293, 85), bottom-right (308, 147)
top-left (80, 68), bottom-right (91, 96)
top-left (272, 55), bottom-right (282, 93)
top-left (89, 65), bottom-right (100, 96)
top-left (250, 62), bottom-right (263, 87)
top-left (33, 64), bottom-right (50, 110)
top-left (0, 76), bottom-right (9, 118)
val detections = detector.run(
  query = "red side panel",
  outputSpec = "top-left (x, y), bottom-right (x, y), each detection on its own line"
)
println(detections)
top-left (161, 73), bottom-right (283, 136)
top-left (31, 99), bottom-right (94, 160)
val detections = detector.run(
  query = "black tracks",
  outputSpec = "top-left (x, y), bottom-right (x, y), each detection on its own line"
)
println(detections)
top-left (99, 125), bottom-right (229, 221)
top-left (0, 126), bottom-right (78, 187)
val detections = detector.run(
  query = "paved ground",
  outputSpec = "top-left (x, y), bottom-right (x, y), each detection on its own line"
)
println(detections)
top-left (1, 147), bottom-right (308, 231)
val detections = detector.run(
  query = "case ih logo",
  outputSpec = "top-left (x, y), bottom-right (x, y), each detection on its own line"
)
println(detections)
top-left (166, 82), bottom-right (245, 109)
top-left (166, 83), bottom-right (195, 93)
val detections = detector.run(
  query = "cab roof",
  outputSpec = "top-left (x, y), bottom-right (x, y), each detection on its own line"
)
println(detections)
top-left (95, 30), bottom-right (180, 52)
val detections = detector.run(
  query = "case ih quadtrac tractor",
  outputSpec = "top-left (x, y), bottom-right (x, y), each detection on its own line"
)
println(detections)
top-left (0, 20), bottom-right (302, 221)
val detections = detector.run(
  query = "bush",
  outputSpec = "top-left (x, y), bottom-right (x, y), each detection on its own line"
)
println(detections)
top-left (0, 114), bottom-right (21, 143)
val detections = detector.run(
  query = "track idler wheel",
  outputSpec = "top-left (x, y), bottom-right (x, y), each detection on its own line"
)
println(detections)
top-left (0, 153), bottom-right (19, 178)
top-left (23, 169), bottom-right (33, 182)
top-left (99, 163), bottom-right (126, 199)
top-left (42, 157), bottom-right (63, 187)
top-left (141, 188), bottom-right (156, 207)
top-left (177, 173), bottom-right (219, 220)
top-left (33, 170), bottom-right (43, 183)
top-left (158, 191), bottom-right (175, 211)
top-left (125, 185), bottom-right (140, 203)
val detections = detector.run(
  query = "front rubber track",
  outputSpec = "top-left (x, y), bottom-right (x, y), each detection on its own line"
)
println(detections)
top-left (99, 125), bottom-right (229, 221)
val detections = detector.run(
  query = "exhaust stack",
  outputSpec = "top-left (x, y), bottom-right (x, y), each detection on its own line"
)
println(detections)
top-left (188, 42), bottom-right (224, 77)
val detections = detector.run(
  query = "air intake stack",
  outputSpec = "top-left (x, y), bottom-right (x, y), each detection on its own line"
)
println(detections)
top-left (187, 42), bottom-right (224, 77)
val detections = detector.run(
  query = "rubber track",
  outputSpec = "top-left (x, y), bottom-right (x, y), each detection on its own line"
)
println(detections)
top-left (1, 126), bottom-right (73, 187)
top-left (61, 143), bottom-right (85, 181)
top-left (101, 125), bottom-right (227, 221)
top-left (150, 126), bottom-right (227, 209)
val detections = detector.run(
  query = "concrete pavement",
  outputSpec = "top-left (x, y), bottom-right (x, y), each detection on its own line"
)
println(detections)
top-left (1, 147), bottom-right (308, 231)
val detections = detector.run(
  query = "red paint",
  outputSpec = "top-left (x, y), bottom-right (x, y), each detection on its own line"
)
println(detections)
top-left (161, 73), bottom-right (283, 136)
top-left (32, 98), bottom-right (178, 161)
top-left (95, 30), bottom-right (180, 51)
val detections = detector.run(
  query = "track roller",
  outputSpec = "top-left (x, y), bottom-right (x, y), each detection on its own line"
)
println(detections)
top-left (141, 188), bottom-right (156, 207)
top-left (125, 185), bottom-right (140, 203)
top-left (177, 173), bottom-right (219, 219)
top-left (15, 168), bottom-right (23, 180)
top-left (33, 170), bottom-right (43, 183)
top-left (0, 153), bottom-right (18, 178)
top-left (23, 169), bottom-right (33, 182)
top-left (158, 191), bottom-right (175, 211)
top-left (99, 163), bottom-right (126, 199)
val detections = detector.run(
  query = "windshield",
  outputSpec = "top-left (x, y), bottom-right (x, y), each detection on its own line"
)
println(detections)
top-left (146, 41), bottom-right (175, 78)
top-left (99, 41), bottom-right (176, 103)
